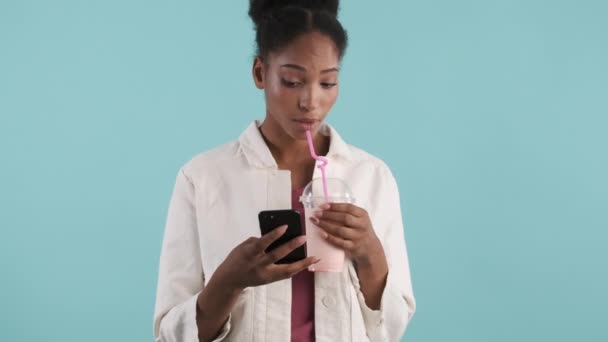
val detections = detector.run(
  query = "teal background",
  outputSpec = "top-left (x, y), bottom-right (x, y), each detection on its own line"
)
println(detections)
top-left (1, 0), bottom-right (606, 341)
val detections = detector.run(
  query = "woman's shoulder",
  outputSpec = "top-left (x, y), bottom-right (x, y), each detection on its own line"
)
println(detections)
top-left (343, 143), bottom-right (394, 177)
top-left (325, 124), bottom-right (394, 177)
top-left (179, 140), bottom-right (241, 178)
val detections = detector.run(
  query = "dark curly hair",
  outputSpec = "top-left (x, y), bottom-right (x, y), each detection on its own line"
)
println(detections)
top-left (248, 0), bottom-right (348, 60)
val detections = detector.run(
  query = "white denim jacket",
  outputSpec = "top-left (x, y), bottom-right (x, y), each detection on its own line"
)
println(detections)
top-left (153, 121), bottom-right (416, 342)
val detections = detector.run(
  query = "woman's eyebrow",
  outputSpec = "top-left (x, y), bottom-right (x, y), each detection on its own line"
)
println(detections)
top-left (280, 64), bottom-right (339, 73)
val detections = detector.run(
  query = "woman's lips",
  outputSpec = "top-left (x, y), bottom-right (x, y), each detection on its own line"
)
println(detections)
top-left (293, 119), bottom-right (318, 130)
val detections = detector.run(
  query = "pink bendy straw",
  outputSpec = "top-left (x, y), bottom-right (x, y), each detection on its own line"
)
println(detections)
top-left (305, 130), bottom-right (329, 202)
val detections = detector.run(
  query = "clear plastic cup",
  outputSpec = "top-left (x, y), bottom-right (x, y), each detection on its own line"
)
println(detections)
top-left (300, 178), bottom-right (355, 272)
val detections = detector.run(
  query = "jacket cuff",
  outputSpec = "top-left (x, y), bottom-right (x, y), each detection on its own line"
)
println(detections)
top-left (211, 315), bottom-right (231, 341)
top-left (351, 267), bottom-right (410, 341)
top-left (356, 274), bottom-right (390, 338)
top-left (157, 292), bottom-right (232, 342)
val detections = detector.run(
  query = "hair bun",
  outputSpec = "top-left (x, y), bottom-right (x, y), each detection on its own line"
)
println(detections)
top-left (249, 0), bottom-right (340, 26)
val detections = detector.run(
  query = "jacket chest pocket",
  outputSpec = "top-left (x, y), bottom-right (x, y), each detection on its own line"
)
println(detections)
top-left (196, 199), bottom-right (262, 281)
top-left (194, 170), bottom-right (274, 281)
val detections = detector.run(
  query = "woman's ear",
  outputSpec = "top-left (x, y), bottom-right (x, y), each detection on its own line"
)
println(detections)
top-left (252, 56), bottom-right (265, 89)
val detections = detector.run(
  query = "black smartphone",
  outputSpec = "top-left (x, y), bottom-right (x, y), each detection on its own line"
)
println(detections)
top-left (258, 209), bottom-right (306, 264)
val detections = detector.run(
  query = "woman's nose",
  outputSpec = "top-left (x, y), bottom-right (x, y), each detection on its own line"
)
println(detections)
top-left (298, 85), bottom-right (320, 112)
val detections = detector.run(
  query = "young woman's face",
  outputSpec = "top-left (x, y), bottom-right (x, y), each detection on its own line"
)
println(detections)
top-left (253, 31), bottom-right (340, 140)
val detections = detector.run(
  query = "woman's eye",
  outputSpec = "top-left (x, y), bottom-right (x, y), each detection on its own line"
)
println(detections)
top-left (321, 82), bottom-right (337, 89)
top-left (281, 79), bottom-right (302, 88)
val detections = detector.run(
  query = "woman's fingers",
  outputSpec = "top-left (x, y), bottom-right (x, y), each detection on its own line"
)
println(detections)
top-left (324, 233), bottom-right (355, 251)
top-left (272, 256), bottom-right (320, 280)
top-left (255, 225), bottom-right (288, 253)
top-left (260, 235), bottom-right (307, 266)
top-left (322, 203), bottom-right (366, 217)
top-left (313, 210), bottom-right (360, 229)
top-left (311, 217), bottom-right (358, 240)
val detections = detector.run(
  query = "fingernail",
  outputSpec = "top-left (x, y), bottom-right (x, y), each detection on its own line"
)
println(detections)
top-left (321, 231), bottom-right (328, 239)
top-left (310, 216), bottom-right (319, 224)
top-left (296, 236), bottom-right (306, 244)
top-left (320, 203), bottom-right (331, 210)
top-left (278, 225), bottom-right (288, 231)
top-left (312, 211), bottom-right (322, 218)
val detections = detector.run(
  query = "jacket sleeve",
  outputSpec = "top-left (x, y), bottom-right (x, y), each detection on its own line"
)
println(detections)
top-left (349, 164), bottom-right (417, 342)
top-left (153, 168), bottom-right (231, 342)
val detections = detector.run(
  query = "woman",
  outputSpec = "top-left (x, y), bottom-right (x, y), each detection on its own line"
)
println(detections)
top-left (153, 1), bottom-right (416, 341)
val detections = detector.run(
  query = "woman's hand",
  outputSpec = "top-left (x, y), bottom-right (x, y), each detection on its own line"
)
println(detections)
top-left (310, 203), bottom-right (385, 267)
top-left (310, 203), bottom-right (389, 309)
top-left (213, 225), bottom-right (320, 292)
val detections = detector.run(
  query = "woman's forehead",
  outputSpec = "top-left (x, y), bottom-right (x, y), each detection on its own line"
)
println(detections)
top-left (268, 33), bottom-right (340, 71)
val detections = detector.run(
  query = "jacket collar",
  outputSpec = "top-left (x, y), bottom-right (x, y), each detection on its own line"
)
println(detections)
top-left (238, 120), bottom-right (353, 169)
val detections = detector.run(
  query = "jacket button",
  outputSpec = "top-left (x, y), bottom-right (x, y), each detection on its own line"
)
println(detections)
top-left (322, 296), bottom-right (336, 308)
